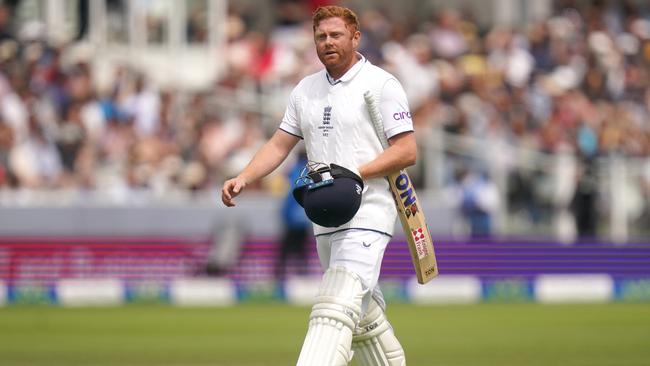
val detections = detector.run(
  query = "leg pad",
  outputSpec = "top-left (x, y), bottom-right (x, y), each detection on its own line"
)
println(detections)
top-left (352, 298), bottom-right (406, 366)
top-left (296, 267), bottom-right (366, 366)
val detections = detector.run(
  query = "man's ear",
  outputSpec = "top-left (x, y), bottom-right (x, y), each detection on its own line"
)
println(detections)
top-left (352, 31), bottom-right (361, 48)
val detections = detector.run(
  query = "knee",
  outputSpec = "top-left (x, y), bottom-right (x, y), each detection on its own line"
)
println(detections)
top-left (352, 298), bottom-right (406, 366)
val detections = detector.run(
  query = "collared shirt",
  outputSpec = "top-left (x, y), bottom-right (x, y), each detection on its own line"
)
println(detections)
top-left (325, 53), bottom-right (367, 85)
top-left (279, 53), bottom-right (414, 236)
top-left (282, 53), bottom-right (413, 141)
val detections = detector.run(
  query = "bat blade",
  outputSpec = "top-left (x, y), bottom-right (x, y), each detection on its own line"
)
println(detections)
top-left (387, 170), bottom-right (438, 284)
top-left (363, 91), bottom-right (438, 284)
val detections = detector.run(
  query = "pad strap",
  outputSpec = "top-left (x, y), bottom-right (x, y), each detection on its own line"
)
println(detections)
top-left (352, 298), bottom-right (406, 366)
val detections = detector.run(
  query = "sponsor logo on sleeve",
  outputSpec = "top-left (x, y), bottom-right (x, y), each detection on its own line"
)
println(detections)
top-left (393, 111), bottom-right (412, 120)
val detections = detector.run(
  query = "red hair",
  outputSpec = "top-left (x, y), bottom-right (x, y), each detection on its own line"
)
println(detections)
top-left (312, 5), bottom-right (360, 33)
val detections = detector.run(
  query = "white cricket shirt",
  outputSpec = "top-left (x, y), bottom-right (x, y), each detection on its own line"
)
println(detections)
top-left (279, 54), bottom-right (414, 236)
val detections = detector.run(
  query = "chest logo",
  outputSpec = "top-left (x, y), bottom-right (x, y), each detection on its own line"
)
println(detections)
top-left (323, 106), bottom-right (332, 125)
top-left (319, 106), bottom-right (334, 137)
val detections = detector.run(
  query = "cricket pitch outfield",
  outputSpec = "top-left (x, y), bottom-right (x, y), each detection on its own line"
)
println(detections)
top-left (1, 303), bottom-right (649, 366)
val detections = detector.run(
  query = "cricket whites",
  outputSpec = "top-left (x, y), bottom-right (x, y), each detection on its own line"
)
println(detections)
top-left (364, 90), bottom-right (439, 284)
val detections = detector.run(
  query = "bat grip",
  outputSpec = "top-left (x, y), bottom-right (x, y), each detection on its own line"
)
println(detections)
top-left (363, 91), bottom-right (389, 149)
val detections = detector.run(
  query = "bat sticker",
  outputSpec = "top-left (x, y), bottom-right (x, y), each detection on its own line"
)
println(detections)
top-left (411, 227), bottom-right (430, 260)
top-left (410, 203), bottom-right (419, 215)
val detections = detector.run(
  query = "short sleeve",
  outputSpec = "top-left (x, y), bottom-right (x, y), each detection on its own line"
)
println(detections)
top-left (279, 87), bottom-right (303, 138)
top-left (379, 78), bottom-right (414, 139)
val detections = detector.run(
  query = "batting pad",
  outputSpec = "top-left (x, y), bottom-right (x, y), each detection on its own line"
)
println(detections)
top-left (352, 298), bottom-right (406, 366)
top-left (296, 267), bottom-right (366, 366)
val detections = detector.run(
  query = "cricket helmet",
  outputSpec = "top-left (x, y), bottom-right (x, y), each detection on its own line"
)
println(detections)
top-left (292, 162), bottom-right (364, 227)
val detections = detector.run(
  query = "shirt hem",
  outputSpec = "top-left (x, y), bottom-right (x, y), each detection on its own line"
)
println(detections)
top-left (314, 227), bottom-right (393, 238)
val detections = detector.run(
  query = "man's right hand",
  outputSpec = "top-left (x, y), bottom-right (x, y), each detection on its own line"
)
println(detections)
top-left (221, 177), bottom-right (247, 207)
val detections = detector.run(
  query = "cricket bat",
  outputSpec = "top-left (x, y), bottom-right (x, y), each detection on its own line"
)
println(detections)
top-left (364, 91), bottom-right (439, 284)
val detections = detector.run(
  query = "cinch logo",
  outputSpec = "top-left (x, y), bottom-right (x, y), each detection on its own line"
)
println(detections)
top-left (393, 111), bottom-right (412, 120)
top-left (394, 173), bottom-right (416, 207)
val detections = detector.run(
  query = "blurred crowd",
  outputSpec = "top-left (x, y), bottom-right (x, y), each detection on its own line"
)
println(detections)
top-left (1, 0), bottom-right (650, 230)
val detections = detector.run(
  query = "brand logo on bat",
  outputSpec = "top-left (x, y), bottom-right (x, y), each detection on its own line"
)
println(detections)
top-left (409, 203), bottom-right (419, 216)
top-left (411, 227), bottom-right (429, 259)
top-left (404, 202), bottom-right (419, 218)
top-left (394, 173), bottom-right (416, 208)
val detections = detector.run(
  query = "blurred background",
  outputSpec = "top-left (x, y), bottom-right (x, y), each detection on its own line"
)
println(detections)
top-left (0, 1), bottom-right (649, 365)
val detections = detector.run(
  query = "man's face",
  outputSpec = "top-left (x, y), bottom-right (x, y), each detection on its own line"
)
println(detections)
top-left (314, 17), bottom-right (360, 76)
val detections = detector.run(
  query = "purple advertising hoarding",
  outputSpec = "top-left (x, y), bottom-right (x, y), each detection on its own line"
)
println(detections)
top-left (2, 237), bottom-right (648, 284)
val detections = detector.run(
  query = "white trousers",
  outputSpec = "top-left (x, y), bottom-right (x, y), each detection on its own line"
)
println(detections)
top-left (316, 229), bottom-right (390, 313)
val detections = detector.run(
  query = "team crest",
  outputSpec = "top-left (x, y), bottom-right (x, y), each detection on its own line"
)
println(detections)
top-left (323, 106), bottom-right (332, 125)
top-left (319, 106), bottom-right (334, 137)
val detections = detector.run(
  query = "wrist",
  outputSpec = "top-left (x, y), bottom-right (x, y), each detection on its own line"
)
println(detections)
top-left (356, 166), bottom-right (367, 180)
top-left (237, 175), bottom-right (250, 186)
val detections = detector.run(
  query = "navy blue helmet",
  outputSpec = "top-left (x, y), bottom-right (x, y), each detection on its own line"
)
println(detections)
top-left (292, 162), bottom-right (364, 227)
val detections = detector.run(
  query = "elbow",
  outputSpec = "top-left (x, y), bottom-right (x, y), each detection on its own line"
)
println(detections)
top-left (404, 148), bottom-right (417, 168)
top-left (390, 132), bottom-right (418, 168)
top-left (403, 133), bottom-right (418, 167)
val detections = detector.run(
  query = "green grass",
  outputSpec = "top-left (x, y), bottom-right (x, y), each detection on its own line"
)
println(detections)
top-left (1, 303), bottom-right (649, 366)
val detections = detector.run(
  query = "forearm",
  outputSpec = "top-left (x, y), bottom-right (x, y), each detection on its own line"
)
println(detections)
top-left (237, 130), bottom-right (298, 184)
top-left (358, 146), bottom-right (415, 180)
top-left (358, 132), bottom-right (417, 180)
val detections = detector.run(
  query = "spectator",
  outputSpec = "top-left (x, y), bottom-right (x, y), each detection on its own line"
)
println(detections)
top-left (571, 162), bottom-right (598, 238)
top-left (274, 151), bottom-right (311, 281)
top-left (121, 75), bottom-right (160, 138)
top-left (428, 9), bottom-right (467, 60)
top-left (55, 102), bottom-right (86, 181)
top-left (9, 114), bottom-right (62, 188)
top-left (0, 119), bottom-right (15, 187)
top-left (0, 1), bottom-right (649, 241)
top-left (0, 4), bottom-right (15, 42)
top-left (447, 166), bottom-right (501, 237)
